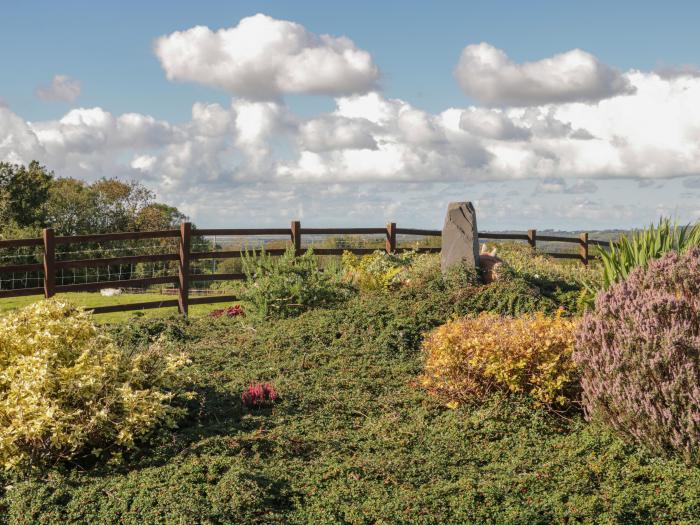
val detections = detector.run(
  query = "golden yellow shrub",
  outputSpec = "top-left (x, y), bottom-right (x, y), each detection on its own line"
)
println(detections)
top-left (421, 311), bottom-right (578, 407)
top-left (0, 300), bottom-right (190, 472)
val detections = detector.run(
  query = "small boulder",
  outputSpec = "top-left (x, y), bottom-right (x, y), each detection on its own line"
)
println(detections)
top-left (479, 245), bottom-right (504, 284)
top-left (100, 288), bottom-right (122, 297)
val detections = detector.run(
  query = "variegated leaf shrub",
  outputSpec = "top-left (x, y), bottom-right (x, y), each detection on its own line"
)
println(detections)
top-left (574, 248), bottom-right (700, 464)
top-left (0, 300), bottom-right (191, 473)
top-left (342, 249), bottom-right (420, 292)
top-left (421, 311), bottom-right (578, 407)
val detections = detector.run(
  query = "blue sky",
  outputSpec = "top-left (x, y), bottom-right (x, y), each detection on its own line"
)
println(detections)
top-left (1, 1), bottom-right (699, 229)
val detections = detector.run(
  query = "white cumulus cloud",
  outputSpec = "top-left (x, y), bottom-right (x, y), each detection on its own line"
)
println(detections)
top-left (454, 43), bottom-right (634, 106)
top-left (299, 116), bottom-right (378, 152)
top-left (35, 74), bottom-right (82, 102)
top-left (154, 14), bottom-right (379, 100)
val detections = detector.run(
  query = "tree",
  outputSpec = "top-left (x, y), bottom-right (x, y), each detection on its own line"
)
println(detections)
top-left (134, 203), bottom-right (187, 231)
top-left (45, 178), bottom-right (100, 236)
top-left (91, 179), bottom-right (154, 232)
top-left (2, 161), bottom-right (187, 238)
top-left (0, 161), bottom-right (53, 228)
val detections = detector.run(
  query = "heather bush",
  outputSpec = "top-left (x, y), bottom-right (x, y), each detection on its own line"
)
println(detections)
top-left (240, 383), bottom-right (278, 409)
top-left (0, 300), bottom-right (191, 473)
top-left (209, 304), bottom-right (245, 318)
top-left (241, 246), bottom-right (353, 319)
top-left (574, 248), bottom-right (700, 464)
top-left (422, 311), bottom-right (578, 407)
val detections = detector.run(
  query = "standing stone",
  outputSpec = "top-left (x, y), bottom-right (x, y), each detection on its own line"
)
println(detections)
top-left (440, 201), bottom-right (479, 274)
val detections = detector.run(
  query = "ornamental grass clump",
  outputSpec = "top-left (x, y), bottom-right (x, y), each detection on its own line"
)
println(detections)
top-left (0, 300), bottom-right (191, 473)
top-left (574, 248), bottom-right (700, 464)
top-left (598, 217), bottom-right (700, 289)
top-left (421, 311), bottom-right (578, 407)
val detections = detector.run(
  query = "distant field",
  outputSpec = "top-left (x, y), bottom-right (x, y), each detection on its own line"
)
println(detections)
top-left (0, 292), bottom-right (241, 324)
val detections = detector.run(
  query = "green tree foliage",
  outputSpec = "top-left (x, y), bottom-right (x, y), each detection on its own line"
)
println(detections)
top-left (0, 161), bottom-right (53, 228)
top-left (0, 161), bottom-right (186, 237)
top-left (0, 162), bottom-right (190, 290)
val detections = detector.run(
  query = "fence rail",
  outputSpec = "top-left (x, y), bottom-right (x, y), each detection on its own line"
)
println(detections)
top-left (0, 222), bottom-right (606, 316)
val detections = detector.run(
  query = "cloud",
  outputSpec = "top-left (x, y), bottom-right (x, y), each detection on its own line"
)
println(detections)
top-left (459, 108), bottom-right (531, 141)
top-left (278, 92), bottom-right (491, 182)
top-left (299, 116), bottom-right (378, 152)
top-left (35, 74), bottom-right (81, 102)
top-left (3, 70), bottom-right (700, 192)
top-left (535, 177), bottom-right (598, 194)
top-left (154, 14), bottom-right (379, 100)
top-left (683, 176), bottom-right (700, 188)
top-left (655, 64), bottom-right (700, 79)
top-left (0, 107), bottom-right (46, 165)
top-left (454, 43), bottom-right (634, 106)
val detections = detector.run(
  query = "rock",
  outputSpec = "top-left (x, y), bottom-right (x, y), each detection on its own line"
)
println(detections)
top-left (441, 201), bottom-right (479, 274)
top-left (100, 288), bottom-right (122, 297)
top-left (479, 245), bottom-right (504, 284)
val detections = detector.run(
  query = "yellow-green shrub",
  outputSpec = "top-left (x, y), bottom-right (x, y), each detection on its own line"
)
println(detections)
top-left (0, 300), bottom-right (190, 473)
top-left (421, 311), bottom-right (578, 407)
top-left (342, 250), bottom-right (418, 292)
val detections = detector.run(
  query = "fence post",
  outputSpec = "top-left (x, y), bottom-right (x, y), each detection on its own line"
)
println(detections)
top-left (42, 228), bottom-right (55, 298)
top-left (579, 232), bottom-right (589, 266)
top-left (291, 220), bottom-right (301, 256)
top-left (386, 222), bottom-right (397, 254)
top-left (178, 222), bottom-right (191, 316)
top-left (527, 229), bottom-right (537, 250)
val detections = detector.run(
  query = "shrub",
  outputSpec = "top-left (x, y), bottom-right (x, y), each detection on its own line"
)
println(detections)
top-left (240, 383), bottom-right (278, 409)
top-left (495, 242), bottom-right (600, 315)
top-left (241, 246), bottom-right (353, 319)
top-left (0, 300), bottom-right (190, 473)
top-left (107, 314), bottom-right (192, 350)
top-left (342, 249), bottom-right (419, 292)
top-left (453, 277), bottom-right (562, 316)
top-left (574, 248), bottom-right (700, 464)
top-left (209, 305), bottom-right (245, 318)
top-left (598, 217), bottom-right (700, 289)
top-left (421, 311), bottom-right (578, 407)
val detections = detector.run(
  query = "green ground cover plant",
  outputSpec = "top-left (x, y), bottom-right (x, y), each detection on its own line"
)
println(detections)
top-left (1, 252), bottom-right (699, 523)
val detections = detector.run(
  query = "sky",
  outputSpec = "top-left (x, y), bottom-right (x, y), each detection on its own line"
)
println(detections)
top-left (1, 0), bottom-right (699, 230)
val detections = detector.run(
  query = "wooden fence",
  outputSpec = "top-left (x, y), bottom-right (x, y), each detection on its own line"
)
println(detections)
top-left (0, 222), bottom-right (603, 316)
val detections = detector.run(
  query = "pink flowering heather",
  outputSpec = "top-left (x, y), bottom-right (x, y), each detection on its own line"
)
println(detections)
top-left (574, 248), bottom-right (700, 464)
top-left (241, 383), bottom-right (278, 409)
top-left (209, 305), bottom-right (245, 318)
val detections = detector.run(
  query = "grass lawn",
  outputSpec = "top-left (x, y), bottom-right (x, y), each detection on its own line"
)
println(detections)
top-left (0, 292), bottom-right (239, 323)
top-left (2, 275), bottom-right (700, 524)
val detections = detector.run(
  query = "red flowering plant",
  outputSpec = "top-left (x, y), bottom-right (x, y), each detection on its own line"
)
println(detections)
top-left (241, 383), bottom-right (278, 409)
top-left (209, 305), bottom-right (245, 318)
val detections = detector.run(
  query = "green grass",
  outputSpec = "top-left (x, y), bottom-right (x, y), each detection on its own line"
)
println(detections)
top-left (2, 268), bottom-right (700, 524)
top-left (0, 292), bottom-right (238, 323)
